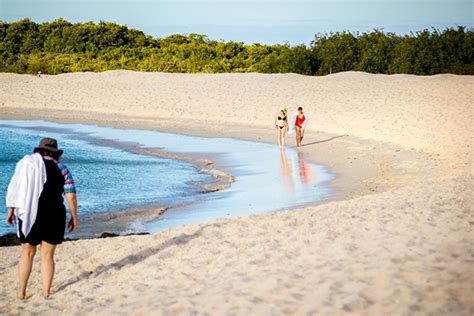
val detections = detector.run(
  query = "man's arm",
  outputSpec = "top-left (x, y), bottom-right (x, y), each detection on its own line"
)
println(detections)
top-left (65, 193), bottom-right (78, 232)
top-left (6, 207), bottom-right (16, 226)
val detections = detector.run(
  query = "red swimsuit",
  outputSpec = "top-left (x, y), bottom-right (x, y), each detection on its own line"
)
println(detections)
top-left (295, 114), bottom-right (306, 128)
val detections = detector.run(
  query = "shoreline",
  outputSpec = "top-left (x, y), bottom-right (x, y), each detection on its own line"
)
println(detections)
top-left (0, 118), bottom-right (335, 239)
top-left (1, 105), bottom-right (452, 204)
top-left (0, 107), bottom-right (443, 234)
top-left (0, 108), bottom-right (412, 199)
top-left (0, 71), bottom-right (471, 315)
top-left (0, 120), bottom-right (238, 239)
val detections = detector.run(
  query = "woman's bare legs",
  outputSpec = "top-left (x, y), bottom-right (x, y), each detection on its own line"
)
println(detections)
top-left (276, 128), bottom-right (286, 150)
top-left (281, 128), bottom-right (286, 149)
top-left (295, 127), bottom-right (305, 147)
top-left (295, 127), bottom-right (301, 147)
top-left (18, 243), bottom-right (37, 299)
top-left (299, 128), bottom-right (305, 146)
top-left (40, 241), bottom-right (57, 298)
top-left (276, 127), bottom-right (282, 148)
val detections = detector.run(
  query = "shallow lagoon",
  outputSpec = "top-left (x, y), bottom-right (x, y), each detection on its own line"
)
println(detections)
top-left (0, 120), bottom-right (333, 237)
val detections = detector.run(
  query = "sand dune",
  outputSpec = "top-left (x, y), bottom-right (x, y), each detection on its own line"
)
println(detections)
top-left (0, 71), bottom-right (472, 315)
top-left (1, 71), bottom-right (471, 160)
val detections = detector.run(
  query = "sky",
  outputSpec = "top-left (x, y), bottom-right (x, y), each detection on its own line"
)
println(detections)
top-left (0, 0), bottom-right (472, 44)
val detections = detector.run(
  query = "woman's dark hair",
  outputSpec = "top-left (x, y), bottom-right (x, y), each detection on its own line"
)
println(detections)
top-left (36, 149), bottom-right (61, 160)
top-left (297, 107), bottom-right (303, 111)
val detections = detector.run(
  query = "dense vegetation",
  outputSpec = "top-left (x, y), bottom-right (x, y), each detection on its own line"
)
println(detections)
top-left (0, 19), bottom-right (472, 75)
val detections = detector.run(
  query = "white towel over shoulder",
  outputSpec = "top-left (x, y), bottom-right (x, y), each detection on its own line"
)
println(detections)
top-left (6, 153), bottom-right (46, 237)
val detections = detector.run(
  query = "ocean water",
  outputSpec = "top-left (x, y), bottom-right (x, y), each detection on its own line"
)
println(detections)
top-left (0, 124), bottom-right (209, 236)
top-left (0, 120), bottom-right (334, 237)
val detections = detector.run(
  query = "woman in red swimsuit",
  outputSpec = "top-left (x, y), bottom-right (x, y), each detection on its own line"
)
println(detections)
top-left (293, 106), bottom-right (308, 147)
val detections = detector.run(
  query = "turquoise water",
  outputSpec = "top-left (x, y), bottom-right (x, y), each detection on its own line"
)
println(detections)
top-left (0, 120), bottom-right (334, 237)
top-left (0, 124), bottom-right (209, 236)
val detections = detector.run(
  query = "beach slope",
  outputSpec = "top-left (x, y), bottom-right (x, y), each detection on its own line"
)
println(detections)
top-left (0, 71), bottom-right (472, 315)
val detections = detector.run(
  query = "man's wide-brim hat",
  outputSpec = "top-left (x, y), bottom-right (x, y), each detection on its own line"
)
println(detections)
top-left (33, 137), bottom-right (63, 156)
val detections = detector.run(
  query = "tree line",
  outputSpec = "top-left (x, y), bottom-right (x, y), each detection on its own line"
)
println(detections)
top-left (0, 19), bottom-right (472, 75)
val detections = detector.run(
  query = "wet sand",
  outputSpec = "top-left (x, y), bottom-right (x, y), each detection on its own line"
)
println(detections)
top-left (0, 71), bottom-right (472, 315)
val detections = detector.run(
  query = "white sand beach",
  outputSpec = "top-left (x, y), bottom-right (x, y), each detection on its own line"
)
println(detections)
top-left (0, 71), bottom-right (472, 315)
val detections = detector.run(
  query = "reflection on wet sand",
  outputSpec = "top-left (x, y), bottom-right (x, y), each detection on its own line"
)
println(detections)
top-left (280, 150), bottom-right (294, 190)
top-left (298, 151), bottom-right (311, 185)
top-left (279, 150), bottom-right (314, 192)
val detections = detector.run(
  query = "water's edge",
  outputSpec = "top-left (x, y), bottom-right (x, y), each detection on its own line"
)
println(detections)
top-left (0, 120), bottom-right (335, 244)
top-left (0, 123), bottom-right (235, 241)
top-left (71, 136), bottom-right (237, 238)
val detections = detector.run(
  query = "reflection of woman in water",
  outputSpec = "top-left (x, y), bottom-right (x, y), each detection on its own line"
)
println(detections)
top-left (274, 106), bottom-right (288, 150)
top-left (279, 150), bottom-right (293, 190)
top-left (298, 151), bottom-right (311, 185)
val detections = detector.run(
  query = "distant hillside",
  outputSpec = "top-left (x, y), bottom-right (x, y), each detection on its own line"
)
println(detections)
top-left (0, 19), bottom-right (472, 75)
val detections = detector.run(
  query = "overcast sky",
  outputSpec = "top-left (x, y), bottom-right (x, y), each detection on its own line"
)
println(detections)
top-left (1, 0), bottom-right (472, 44)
